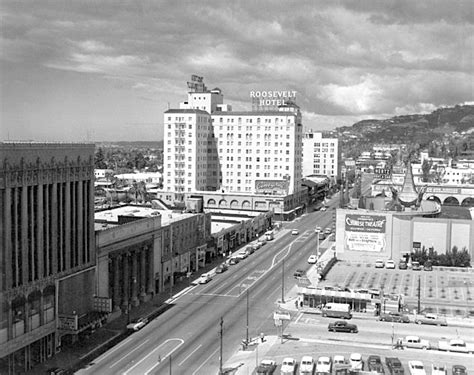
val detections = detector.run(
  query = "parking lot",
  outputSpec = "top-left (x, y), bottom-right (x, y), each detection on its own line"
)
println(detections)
top-left (321, 262), bottom-right (474, 317)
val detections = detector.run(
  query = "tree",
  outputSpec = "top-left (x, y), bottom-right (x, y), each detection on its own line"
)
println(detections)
top-left (421, 159), bottom-right (432, 182)
top-left (94, 147), bottom-right (107, 169)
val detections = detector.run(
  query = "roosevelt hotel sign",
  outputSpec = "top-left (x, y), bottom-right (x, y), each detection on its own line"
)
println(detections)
top-left (250, 90), bottom-right (297, 110)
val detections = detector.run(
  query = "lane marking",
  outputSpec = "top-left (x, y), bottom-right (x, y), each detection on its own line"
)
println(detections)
top-left (178, 344), bottom-right (202, 366)
top-left (192, 347), bottom-right (219, 375)
top-left (109, 339), bottom-right (149, 368)
top-left (92, 336), bottom-right (136, 363)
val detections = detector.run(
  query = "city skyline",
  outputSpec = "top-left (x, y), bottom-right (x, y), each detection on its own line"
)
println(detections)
top-left (1, 0), bottom-right (473, 142)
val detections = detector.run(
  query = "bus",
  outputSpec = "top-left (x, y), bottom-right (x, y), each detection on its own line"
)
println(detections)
top-left (264, 230), bottom-right (274, 241)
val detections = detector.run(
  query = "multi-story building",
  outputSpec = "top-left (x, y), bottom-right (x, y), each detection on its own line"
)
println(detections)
top-left (302, 131), bottom-right (339, 178)
top-left (0, 142), bottom-right (96, 373)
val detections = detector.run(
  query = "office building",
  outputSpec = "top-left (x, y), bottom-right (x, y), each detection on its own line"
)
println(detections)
top-left (302, 131), bottom-right (339, 178)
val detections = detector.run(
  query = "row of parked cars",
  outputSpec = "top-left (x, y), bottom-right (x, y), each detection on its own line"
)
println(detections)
top-left (375, 259), bottom-right (433, 271)
top-left (256, 355), bottom-right (468, 375)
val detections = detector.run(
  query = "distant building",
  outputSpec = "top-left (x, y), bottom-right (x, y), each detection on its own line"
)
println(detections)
top-left (0, 142), bottom-right (96, 372)
top-left (302, 131), bottom-right (339, 178)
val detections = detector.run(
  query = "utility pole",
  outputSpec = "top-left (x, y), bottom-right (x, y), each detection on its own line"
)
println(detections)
top-left (281, 259), bottom-right (285, 303)
top-left (246, 289), bottom-right (249, 345)
top-left (219, 317), bottom-right (223, 375)
top-left (417, 276), bottom-right (421, 314)
top-left (169, 355), bottom-right (172, 375)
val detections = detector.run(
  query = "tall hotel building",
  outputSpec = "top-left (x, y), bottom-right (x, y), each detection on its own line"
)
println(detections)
top-left (302, 131), bottom-right (339, 178)
top-left (164, 76), bottom-right (303, 199)
top-left (0, 142), bottom-right (95, 373)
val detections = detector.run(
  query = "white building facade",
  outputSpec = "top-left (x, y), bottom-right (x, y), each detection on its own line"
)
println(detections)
top-left (302, 131), bottom-right (339, 178)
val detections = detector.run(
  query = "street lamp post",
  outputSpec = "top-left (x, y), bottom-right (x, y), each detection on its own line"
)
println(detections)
top-left (281, 259), bottom-right (285, 304)
top-left (246, 289), bottom-right (249, 346)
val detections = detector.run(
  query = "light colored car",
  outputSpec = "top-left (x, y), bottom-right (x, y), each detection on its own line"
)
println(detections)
top-left (281, 357), bottom-right (296, 374)
top-left (414, 313), bottom-right (447, 326)
top-left (307, 255), bottom-right (317, 264)
top-left (126, 317), bottom-right (148, 331)
top-left (350, 353), bottom-right (363, 370)
top-left (324, 228), bottom-right (331, 235)
top-left (408, 361), bottom-right (426, 375)
top-left (401, 335), bottom-right (431, 350)
top-left (256, 359), bottom-right (277, 374)
top-left (320, 206), bottom-right (327, 211)
top-left (235, 250), bottom-right (248, 260)
top-left (333, 355), bottom-right (346, 365)
top-left (291, 229), bottom-right (299, 235)
top-left (375, 259), bottom-right (385, 268)
top-left (386, 259), bottom-right (396, 269)
top-left (438, 338), bottom-right (474, 353)
top-left (195, 273), bottom-right (212, 284)
top-left (299, 356), bottom-right (314, 375)
top-left (315, 226), bottom-right (322, 232)
top-left (316, 356), bottom-right (332, 374)
top-left (432, 364), bottom-right (447, 375)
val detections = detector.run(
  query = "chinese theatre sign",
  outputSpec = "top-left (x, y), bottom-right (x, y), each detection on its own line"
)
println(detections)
top-left (344, 214), bottom-right (387, 252)
top-left (255, 180), bottom-right (289, 195)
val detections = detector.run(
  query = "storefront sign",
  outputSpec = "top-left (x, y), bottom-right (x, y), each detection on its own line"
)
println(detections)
top-left (344, 214), bottom-right (387, 252)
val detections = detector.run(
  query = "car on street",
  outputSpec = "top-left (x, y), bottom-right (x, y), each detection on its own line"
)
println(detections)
top-left (307, 255), bottom-right (317, 264)
top-left (315, 356), bottom-right (331, 374)
top-left (299, 356), bottom-right (315, 375)
top-left (398, 260), bottom-right (408, 270)
top-left (385, 357), bottom-right (404, 375)
top-left (215, 263), bottom-right (228, 273)
top-left (328, 320), bottom-right (358, 333)
top-left (452, 365), bottom-right (467, 375)
top-left (228, 257), bottom-right (240, 265)
top-left (414, 313), bottom-right (447, 326)
top-left (126, 317), bottom-right (148, 331)
top-left (379, 312), bottom-right (410, 323)
top-left (318, 232), bottom-right (326, 240)
top-left (294, 269), bottom-right (305, 278)
top-left (324, 228), bottom-right (332, 235)
top-left (408, 361), bottom-right (426, 375)
top-left (257, 238), bottom-right (267, 246)
top-left (438, 338), bottom-right (474, 353)
top-left (281, 357), bottom-right (296, 374)
top-left (375, 259), bottom-right (385, 268)
top-left (432, 364), bottom-right (448, 375)
top-left (349, 353), bottom-right (364, 371)
top-left (245, 246), bottom-right (255, 256)
top-left (401, 335), bottom-right (431, 350)
top-left (256, 359), bottom-right (277, 374)
top-left (320, 206), bottom-right (327, 211)
top-left (235, 250), bottom-right (248, 260)
top-left (291, 229), bottom-right (299, 235)
top-left (315, 226), bottom-right (322, 233)
top-left (195, 273), bottom-right (212, 284)
top-left (367, 355), bottom-right (384, 374)
top-left (385, 259), bottom-right (396, 269)
top-left (411, 261), bottom-right (422, 270)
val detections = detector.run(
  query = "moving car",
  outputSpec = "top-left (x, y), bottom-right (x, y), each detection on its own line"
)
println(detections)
top-left (379, 312), bottom-right (410, 323)
top-left (307, 255), bottom-right (317, 264)
top-left (126, 317), bottom-right (148, 331)
top-left (294, 269), bottom-right (305, 278)
top-left (367, 355), bottom-right (384, 374)
top-left (291, 229), bottom-right (299, 235)
top-left (256, 359), bottom-right (277, 374)
top-left (281, 357), bottom-right (296, 374)
top-left (408, 361), bottom-right (426, 375)
top-left (452, 365), bottom-right (467, 375)
top-left (401, 335), bottom-right (431, 350)
top-left (315, 356), bottom-right (331, 374)
top-left (438, 338), bottom-right (474, 353)
top-left (432, 364), bottom-right (447, 375)
top-left (215, 263), bottom-right (228, 273)
top-left (328, 320), bottom-right (358, 333)
top-left (349, 353), bottom-right (363, 371)
top-left (375, 259), bottom-right (385, 268)
top-left (414, 313), bottom-right (447, 326)
top-left (385, 357), bottom-right (404, 375)
top-left (299, 356), bottom-right (315, 375)
top-left (385, 259), bottom-right (396, 269)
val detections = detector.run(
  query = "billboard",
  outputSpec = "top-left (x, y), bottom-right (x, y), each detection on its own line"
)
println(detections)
top-left (255, 180), bottom-right (289, 195)
top-left (344, 214), bottom-right (387, 252)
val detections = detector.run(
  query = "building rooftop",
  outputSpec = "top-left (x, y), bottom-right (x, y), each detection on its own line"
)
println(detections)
top-left (212, 110), bottom-right (298, 116)
top-left (164, 108), bottom-right (209, 114)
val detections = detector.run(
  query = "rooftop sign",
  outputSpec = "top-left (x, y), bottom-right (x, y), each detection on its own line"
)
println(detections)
top-left (250, 90), bottom-right (297, 108)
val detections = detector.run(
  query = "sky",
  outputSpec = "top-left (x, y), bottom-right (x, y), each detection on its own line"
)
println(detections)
top-left (1, 0), bottom-right (473, 142)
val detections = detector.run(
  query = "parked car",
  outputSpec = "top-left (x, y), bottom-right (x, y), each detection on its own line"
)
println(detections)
top-left (328, 320), bottom-right (358, 333)
top-left (281, 357), bottom-right (296, 374)
top-left (408, 361), bottom-right (426, 375)
top-left (235, 250), bottom-right (248, 260)
top-left (194, 273), bottom-right (212, 284)
top-left (257, 238), bottom-right (267, 246)
top-left (401, 335), bottom-right (431, 350)
top-left (324, 228), bottom-right (332, 235)
top-left (349, 353), bottom-right (364, 371)
top-left (375, 259), bottom-right (385, 268)
top-left (307, 255), bottom-right (317, 264)
top-left (432, 364), bottom-right (448, 375)
top-left (452, 365), bottom-right (467, 375)
top-left (367, 355), bottom-right (384, 374)
top-left (126, 317), bottom-right (148, 331)
top-left (411, 261), bottom-right (422, 270)
top-left (228, 257), bottom-right (240, 265)
top-left (215, 263), bottom-right (228, 273)
top-left (245, 246), bottom-right (255, 256)
top-left (315, 356), bottom-right (331, 374)
top-left (333, 355), bottom-right (346, 365)
top-left (438, 338), bottom-right (474, 353)
top-left (379, 312), bottom-right (410, 323)
top-left (423, 261), bottom-right (433, 271)
top-left (320, 206), bottom-right (327, 211)
top-left (256, 359), bottom-right (277, 374)
top-left (322, 302), bottom-right (352, 319)
top-left (385, 357), bottom-right (404, 375)
top-left (291, 229), bottom-right (299, 235)
top-left (398, 260), bottom-right (408, 270)
top-left (385, 259), bottom-right (396, 269)
top-left (294, 269), bottom-right (305, 278)
top-left (414, 313), bottom-right (447, 326)
top-left (318, 232), bottom-right (326, 240)
top-left (315, 226), bottom-right (322, 233)
top-left (299, 356), bottom-right (315, 375)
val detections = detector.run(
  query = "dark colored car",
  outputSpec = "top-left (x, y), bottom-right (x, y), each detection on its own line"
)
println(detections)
top-left (452, 365), bottom-right (467, 375)
top-left (228, 257), bottom-right (240, 265)
top-left (385, 357), bottom-right (404, 375)
top-left (215, 263), bottom-right (228, 273)
top-left (398, 260), bottom-right (407, 270)
top-left (423, 261), bottom-right (433, 271)
top-left (255, 359), bottom-right (277, 374)
top-left (328, 320), bottom-right (358, 333)
top-left (294, 269), bottom-right (305, 278)
top-left (379, 312), bottom-right (410, 323)
top-left (367, 355), bottom-right (384, 374)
